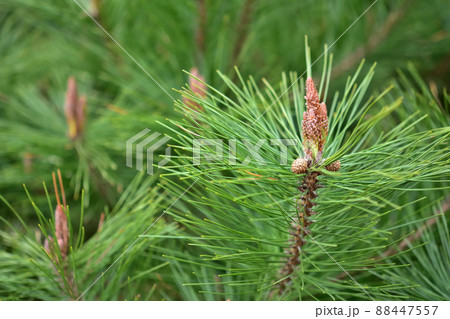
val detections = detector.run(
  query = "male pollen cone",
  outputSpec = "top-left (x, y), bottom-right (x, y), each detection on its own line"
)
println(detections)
top-left (183, 67), bottom-right (206, 111)
top-left (64, 77), bottom-right (86, 140)
top-left (64, 77), bottom-right (78, 139)
top-left (301, 77), bottom-right (328, 163)
top-left (54, 204), bottom-right (69, 258)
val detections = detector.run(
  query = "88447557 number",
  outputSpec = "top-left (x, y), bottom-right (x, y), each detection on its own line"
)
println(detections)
top-left (375, 306), bottom-right (438, 316)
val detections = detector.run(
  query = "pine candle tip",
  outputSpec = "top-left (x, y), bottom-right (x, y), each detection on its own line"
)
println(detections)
top-left (64, 77), bottom-right (87, 140)
top-left (44, 170), bottom-right (70, 259)
top-left (302, 77), bottom-right (328, 163)
top-left (305, 77), bottom-right (320, 108)
top-left (183, 67), bottom-right (207, 111)
top-left (190, 67), bottom-right (200, 77)
top-left (54, 204), bottom-right (69, 257)
top-left (189, 67), bottom-right (206, 97)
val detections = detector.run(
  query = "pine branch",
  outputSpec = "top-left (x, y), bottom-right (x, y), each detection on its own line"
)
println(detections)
top-left (195, 0), bottom-right (207, 67)
top-left (278, 77), bottom-right (340, 294)
top-left (231, 0), bottom-right (256, 67)
top-left (1, 0), bottom-right (449, 301)
top-left (332, 0), bottom-right (412, 79)
top-left (382, 197), bottom-right (450, 257)
top-left (160, 60), bottom-right (450, 300)
top-left (335, 197), bottom-right (450, 281)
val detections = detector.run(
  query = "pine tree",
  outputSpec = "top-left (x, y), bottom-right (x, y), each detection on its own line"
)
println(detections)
top-left (0, 0), bottom-right (449, 301)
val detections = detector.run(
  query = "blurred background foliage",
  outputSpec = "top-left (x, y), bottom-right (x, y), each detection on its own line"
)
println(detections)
top-left (0, 0), bottom-right (449, 300)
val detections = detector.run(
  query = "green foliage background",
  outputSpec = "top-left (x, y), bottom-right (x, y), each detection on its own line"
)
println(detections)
top-left (0, 0), bottom-right (449, 300)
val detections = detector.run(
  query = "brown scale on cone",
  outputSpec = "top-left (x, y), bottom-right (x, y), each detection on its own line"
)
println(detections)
top-left (277, 77), bottom-right (340, 295)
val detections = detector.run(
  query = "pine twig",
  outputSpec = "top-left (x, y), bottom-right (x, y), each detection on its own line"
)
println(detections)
top-left (332, 0), bottom-right (412, 79)
top-left (382, 197), bottom-right (450, 258)
top-left (97, 212), bottom-right (106, 232)
top-left (230, 0), bottom-right (256, 67)
top-left (278, 171), bottom-right (319, 293)
top-left (195, 0), bottom-right (207, 67)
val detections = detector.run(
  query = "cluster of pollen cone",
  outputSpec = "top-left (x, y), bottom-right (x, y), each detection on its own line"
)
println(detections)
top-left (291, 77), bottom-right (340, 174)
